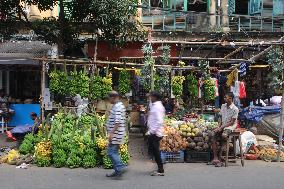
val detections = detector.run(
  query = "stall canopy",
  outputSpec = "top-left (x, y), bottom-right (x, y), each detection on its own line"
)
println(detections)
top-left (0, 40), bottom-right (51, 60)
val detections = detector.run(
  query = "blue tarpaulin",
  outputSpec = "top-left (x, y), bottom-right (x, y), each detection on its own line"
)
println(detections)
top-left (239, 105), bottom-right (281, 123)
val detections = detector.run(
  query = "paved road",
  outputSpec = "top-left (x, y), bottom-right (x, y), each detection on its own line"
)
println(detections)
top-left (1, 133), bottom-right (284, 189)
top-left (1, 160), bottom-right (284, 189)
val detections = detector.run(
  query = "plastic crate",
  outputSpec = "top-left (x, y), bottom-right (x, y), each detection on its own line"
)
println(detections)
top-left (185, 150), bottom-right (211, 163)
top-left (161, 151), bottom-right (185, 163)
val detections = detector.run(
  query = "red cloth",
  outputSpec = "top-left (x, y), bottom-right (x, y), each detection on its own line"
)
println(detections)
top-left (239, 82), bottom-right (246, 99)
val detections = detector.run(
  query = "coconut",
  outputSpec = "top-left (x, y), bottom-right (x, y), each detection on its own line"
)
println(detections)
top-left (189, 142), bottom-right (196, 149)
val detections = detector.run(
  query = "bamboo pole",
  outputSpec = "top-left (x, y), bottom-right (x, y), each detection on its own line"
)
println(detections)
top-left (120, 56), bottom-right (250, 62)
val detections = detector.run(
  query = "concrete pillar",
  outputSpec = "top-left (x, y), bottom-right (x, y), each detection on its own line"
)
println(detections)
top-left (221, 0), bottom-right (230, 32)
top-left (209, 0), bottom-right (217, 28)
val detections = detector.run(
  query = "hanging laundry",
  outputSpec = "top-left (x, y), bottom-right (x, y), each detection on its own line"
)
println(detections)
top-left (240, 62), bottom-right (250, 77)
top-left (211, 78), bottom-right (219, 97)
top-left (226, 68), bottom-right (238, 86)
top-left (230, 81), bottom-right (240, 97)
top-left (239, 81), bottom-right (247, 99)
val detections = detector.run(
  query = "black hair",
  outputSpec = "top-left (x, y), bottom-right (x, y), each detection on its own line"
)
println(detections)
top-left (108, 91), bottom-right (119, 98)
top-left (150, 91), bottom-right (162, 101)
top-left (226, 92), bottom-right (234, 99)
top-left (30, 112), bottom-right (37, 117)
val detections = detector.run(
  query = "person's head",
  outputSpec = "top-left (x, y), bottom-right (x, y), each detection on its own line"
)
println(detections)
top-left (30, 112), bottom-right (38, 120)
top-left (149, 91), bottom-right (161, 103)
top-left (108, 91), bottom-right (120, 104)
top-left (225, 92), bottom-right (234, 105)
top-left (249, 127), bottom-right (257, 135)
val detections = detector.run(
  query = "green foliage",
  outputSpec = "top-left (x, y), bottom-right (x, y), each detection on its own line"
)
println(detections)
top-left (118, 69), bottom-right (131, 95)
top-left (267, 46), bottom-right (284, 91)
top-left (34, 156), bottom-right (51, 167)
top-left (0, 0), bottom-right (145, 51)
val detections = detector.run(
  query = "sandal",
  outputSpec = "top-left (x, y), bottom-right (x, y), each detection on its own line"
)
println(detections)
top-left (215, 162), bottom-right (224, 167)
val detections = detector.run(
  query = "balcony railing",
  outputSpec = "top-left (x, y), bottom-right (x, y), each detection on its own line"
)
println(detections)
top-left (141, 10), bottom-right (284, 32)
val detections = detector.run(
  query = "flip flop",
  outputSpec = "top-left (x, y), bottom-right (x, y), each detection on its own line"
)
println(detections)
top-left (215, 162), bottom-right (224, 167)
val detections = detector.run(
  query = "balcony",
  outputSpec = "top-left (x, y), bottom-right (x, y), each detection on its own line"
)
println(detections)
top-left (142, 10), bottom-right (284, 33)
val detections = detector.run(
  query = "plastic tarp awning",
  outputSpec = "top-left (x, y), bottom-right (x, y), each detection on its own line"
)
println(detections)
top-left (239, 105), bottom-right (281, 123)
top-left (260, 114), bottom-right (281, 137)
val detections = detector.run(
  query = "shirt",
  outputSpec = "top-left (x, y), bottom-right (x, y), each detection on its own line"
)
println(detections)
top-left (147, 101), bottom-right (165, 137)
top-left (106, 101), bottom-right (126, 144)
top-left (220, 103), bottom-right (239, 131)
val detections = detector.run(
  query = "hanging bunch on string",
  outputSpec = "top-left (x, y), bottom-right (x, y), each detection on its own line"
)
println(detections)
top-left (90, 74), bottom-right (112, 100)
top-left (155, 45), bottom-right (171, 94)
top-left (203, 79), bottom-right (215, 102)
top-left (49, 70), bottom-right (69, 95)
top-left (266, 46), bottom-right (284, 91)
top-left (118, 69), bottom-right (131, 95)
top-left (172, 76), bottom-right (185, 98)
top-left (186, 73), bottom-right (198, 100)
top-left (69, 68), bottom-right (90, 98)
top-left (141, 43), bottom-right (154, 92)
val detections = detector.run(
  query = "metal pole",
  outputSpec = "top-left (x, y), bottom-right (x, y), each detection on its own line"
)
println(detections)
top-left (40, 61), bottom-right (46, 122)
top-left (277, 66), bottom-right (284, 162)
top-left (150, 58), bottom-right (155, 91)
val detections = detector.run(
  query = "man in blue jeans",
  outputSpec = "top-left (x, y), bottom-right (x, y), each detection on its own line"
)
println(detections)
top-left (106, 91), bottom-right (127, 178)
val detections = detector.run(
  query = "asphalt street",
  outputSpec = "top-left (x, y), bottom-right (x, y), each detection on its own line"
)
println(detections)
top-left (1, 133), bottom-right (284, 189)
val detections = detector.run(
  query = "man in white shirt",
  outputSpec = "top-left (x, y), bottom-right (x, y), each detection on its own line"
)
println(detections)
top-left (147, 91), bottom-right (165, 176)
top-left (211, 92), bottom-right (239, 167)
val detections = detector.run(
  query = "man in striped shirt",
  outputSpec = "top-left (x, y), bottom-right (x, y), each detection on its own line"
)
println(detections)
top-left (105, 91), bottom-right (127, 178)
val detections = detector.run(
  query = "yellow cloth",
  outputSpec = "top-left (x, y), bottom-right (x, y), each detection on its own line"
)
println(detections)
top-left (226, 69), bottom-right (238, 86)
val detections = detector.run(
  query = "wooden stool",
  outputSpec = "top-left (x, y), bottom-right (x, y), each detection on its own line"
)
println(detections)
top-left (224, 130), bottom-right (245, 167)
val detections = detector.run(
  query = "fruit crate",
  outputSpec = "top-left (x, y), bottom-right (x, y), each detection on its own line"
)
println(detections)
top-left (161, 151), bottom-right (185, 163)
top-left (185, 150), bottom-right (211, 163)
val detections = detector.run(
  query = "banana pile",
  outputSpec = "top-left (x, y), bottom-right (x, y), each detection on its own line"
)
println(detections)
top-left (97, 137), bottom-right (108, 150)
top-left (34, 140), bottom-right (52, 167)
top-left (0, 149), bottom-right (20, 164)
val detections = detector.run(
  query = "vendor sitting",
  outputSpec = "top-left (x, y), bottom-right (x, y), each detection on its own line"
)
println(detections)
top-left (210, 92), bottom-right (239, 167)
top-left (6, 112), bottom-right (41, 141)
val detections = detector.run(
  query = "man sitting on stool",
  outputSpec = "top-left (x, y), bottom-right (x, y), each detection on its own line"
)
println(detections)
top-left (210, 92), bottom-right (239, 167)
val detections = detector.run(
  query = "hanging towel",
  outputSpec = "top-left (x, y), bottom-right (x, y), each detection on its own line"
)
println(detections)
top-left (239, 81), bottom-right (247, 99)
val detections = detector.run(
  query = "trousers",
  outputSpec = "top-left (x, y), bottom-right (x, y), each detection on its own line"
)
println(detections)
top-left (107, 144), bottom-right (126, 173)
top-left (148, 134), bottom-right (164, 173)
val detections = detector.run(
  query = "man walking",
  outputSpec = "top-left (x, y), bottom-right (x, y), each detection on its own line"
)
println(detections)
top-left (106, 91), bottom-right (127, 178)
top-left (147, 91), bottom-right (165, 176)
